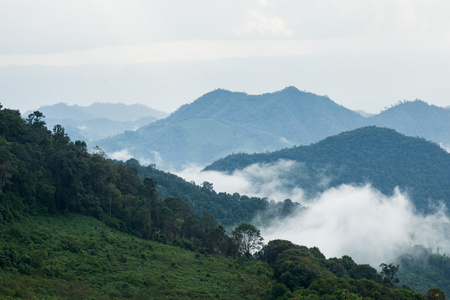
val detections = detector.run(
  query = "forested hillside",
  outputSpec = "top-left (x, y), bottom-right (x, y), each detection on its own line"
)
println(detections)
top-left (397, 245), bottom-right (450, 295)
top-left (205, 126), bottom-right (450, 213)
top-left (368, 100), bottom-right (450, 150)
top-left (0, 215), bottom-right (273, 299)
top-left (0, 105), bottom-right (445, 299)
top-left (0, 106), bottom-right (232, 253)
top-left (128, 159), bottom-right (302, 227)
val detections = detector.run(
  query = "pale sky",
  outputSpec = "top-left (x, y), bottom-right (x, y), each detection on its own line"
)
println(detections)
top-left (1, 0), bottom-right (450, 113)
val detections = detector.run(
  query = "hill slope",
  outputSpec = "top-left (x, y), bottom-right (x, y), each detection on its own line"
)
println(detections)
top-left (367, 100), bottom-right (450, 150)
top-left (0, 214), bottom-right (272, 299)
top-left (98, 87), bottom-right (365, 169)
top-left (205, 126), bottom-right (450, 213)
top-left (0, 105), bottom-right (441, 299)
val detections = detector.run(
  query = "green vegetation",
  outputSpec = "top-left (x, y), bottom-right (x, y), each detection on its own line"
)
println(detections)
top-left (261, 240), bottom-right (427, 300)
top-left (0, 214), bottom-right (434, 300)
top-left (232, 222), bottom-right (264, 258)
top-left (396, 245), bottom-right (450, 296)
top-left (205, 126), bottom-right (450, 213)
top-left (0, 104), bottom-right (446, 299)
top-left (0, 214), bottom-right (272, 299)
top-left (371, 100), bottom-right (450, 150)
top-left (132, 161), bottom-right (281, 227)
top-left (0, 106), bottom-right (240, 257)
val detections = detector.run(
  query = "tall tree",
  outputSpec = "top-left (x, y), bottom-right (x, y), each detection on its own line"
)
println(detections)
top-left (232, 222), bottom-right (264, 258)
top-left (380, 263), bottom-right (400, 281)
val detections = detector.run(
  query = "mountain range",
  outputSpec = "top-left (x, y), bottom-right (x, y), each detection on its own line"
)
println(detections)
top-left (1, 100), bottom-right (448, 298)
top-left (24, 102), bottom-right (168, 142)
top-left (205, 126), bottom-right (450, 213)
top-left (97, 87), bottom-right (450, 170)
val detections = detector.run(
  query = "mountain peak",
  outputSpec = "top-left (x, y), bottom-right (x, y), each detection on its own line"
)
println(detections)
top-left (276, 86), bottom-right (306, 97)
top-left (281, 86), bottom-right (300, 93)
top-left (385, 99), bottom-right (436, 111)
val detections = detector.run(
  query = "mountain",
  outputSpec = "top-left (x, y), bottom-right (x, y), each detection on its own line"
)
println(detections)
top-left (25, 102), bottom-right (168, 122)
top-left (1, 105), bottom-right (432, 299)
top-left (97, 88), bottom-right (449, 170)
top-left (44, 116), bottom-right (157, 142)
top-left (24, 102), bottom-right (168, 142)
top-left (98, 87), bottom-right (365, 169)
top-left (367, 100), bottom-right (450, 150)
top-left (205, 126), bottom-right (450, 213)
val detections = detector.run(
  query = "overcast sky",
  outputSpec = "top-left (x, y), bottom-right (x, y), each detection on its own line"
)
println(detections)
top-left (1, 0), bottom-right (450, 113)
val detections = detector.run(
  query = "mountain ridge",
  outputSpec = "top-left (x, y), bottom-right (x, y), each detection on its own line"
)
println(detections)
top-left (24, 102), bottom-right (168, 142)
top-left (98, 87), bottom-right (366, 169)
top-left (205, 126), bottom-right (450, 213)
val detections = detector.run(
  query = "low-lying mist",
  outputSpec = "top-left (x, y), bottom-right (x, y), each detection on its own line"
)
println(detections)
top-left (176, 160), bottom-right (450, 266)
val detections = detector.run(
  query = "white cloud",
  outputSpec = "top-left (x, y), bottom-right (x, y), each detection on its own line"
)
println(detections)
top-left (2, 0), bottom-right (450, 127)
top-left (263, 184), bottom-right (450, 266)
top-left (257, 0), bottom-right (269, 7)
top-left (440, 143), bottom-right (450, 153)
top-left (106, 148), bottom-right (161, 166)
top-left (0, 37), bottom-right (381, 67)
top-left (0, 40), bottom-right (315, 67)
top-left (108, 148), bottom-right (134, 161)
top-left (175, 164), bottom-right (252, 195)
top-left (234, 10), bottom-right (292, 37)
top-left (177, 161), bottom-right (450, 267)
top-left (176, 160), bottom-right (305, 202)
top-left (149, 150), bottom-right (164, 167)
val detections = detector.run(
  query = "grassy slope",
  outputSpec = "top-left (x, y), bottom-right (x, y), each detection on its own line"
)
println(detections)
top-left (0, 214), bottom-right (272, 299)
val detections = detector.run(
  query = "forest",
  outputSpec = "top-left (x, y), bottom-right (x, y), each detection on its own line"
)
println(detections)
top-left (0, 105), bottom-right (447, 299)
top-left (205, 126), bottom-right (450, 213)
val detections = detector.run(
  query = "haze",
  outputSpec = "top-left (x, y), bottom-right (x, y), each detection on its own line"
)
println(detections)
top-left (2, 0), bottom-right (450, 267)
top-left (177, 161), bottom-right (450, 266)
top-left (1, 0), bottom-right (450, 114)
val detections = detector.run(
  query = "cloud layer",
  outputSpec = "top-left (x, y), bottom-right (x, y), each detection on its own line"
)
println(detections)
top-left (177, 160), bottom-right (450, 266)
top-left (262, 184), bottom-right (450, 265)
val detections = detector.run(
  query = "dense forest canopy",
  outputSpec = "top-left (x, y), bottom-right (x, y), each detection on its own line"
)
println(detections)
top-left (205, 126), bottom-right (450, 214)
top-left (0, 104), bottom-right (448, 299)
top-left (0, 105), bottom-right (234, 255)
top-left (130, 160), bottom-right (301, 227)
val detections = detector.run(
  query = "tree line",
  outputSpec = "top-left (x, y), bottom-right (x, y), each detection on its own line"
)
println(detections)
top-left (0, 105), bottom-right (447, 299)
top-left (0, 106), bottom-right (254, 256)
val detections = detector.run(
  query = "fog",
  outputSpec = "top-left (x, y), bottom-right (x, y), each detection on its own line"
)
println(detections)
top-left (262, 184), bottom-right (450, 265)
top-left (176, 160), bottom-right (306, 202)
top-left (176, 160), bottom-right (450, 266)
top-left (108, 148), bottom-right (162, 167)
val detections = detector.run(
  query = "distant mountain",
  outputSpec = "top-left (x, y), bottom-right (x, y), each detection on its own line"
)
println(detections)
top-left (25, 102), bottom-right (168, 142)
top-left (367, 100), bottom-right (450, 150)
top-left (26, 102), bottom-right (95, 120)
top-left (25, 102), bottom-right (168, 122)
top-left (96, 88), bottom-right (449, 170)
top-left (205, 126), bottom-right (450, 213)
top-left (83, 102), bottom-right (168, 121)
top-left (98, 87), bottom-right (365, 169)
top-left (44, 116), bottom-right (157, 142)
